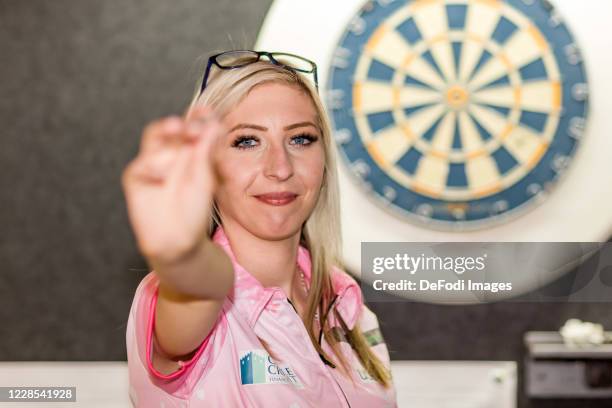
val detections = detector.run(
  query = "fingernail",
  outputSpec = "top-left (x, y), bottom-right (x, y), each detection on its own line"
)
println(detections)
top-left (164, 118), bottom-right (183, 132)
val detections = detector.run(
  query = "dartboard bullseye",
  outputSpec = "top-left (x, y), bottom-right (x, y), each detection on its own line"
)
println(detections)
top-left (327, 0), bottom-right (589, 229)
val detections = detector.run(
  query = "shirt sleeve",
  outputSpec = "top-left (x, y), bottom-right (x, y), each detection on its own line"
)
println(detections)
top-left (358, 304), bottom-right (392, 371)
top-left (126, 272), bottom-right (228, 398)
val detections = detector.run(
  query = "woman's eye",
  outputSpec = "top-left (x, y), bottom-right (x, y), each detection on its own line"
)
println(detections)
top-left (231, 134), bottom-right (318, 149)
top-left (290, 133), bottom-right (318, 146)
top-left (232, 136), bottom-right (259, 149)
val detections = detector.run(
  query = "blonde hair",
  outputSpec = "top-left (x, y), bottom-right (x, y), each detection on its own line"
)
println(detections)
top-left (183, 54), bottom-right (392, 388)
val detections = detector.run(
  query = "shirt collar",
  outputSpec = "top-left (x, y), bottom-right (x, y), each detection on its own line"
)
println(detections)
top-left (212, 225), bottom-right (363, 330)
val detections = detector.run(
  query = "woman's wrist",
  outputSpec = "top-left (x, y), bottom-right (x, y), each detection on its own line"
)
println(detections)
top-left (149, 238), bottom-right (233, 300)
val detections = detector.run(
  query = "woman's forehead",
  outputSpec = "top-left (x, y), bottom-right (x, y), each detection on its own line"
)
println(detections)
top-left (224, 84), bottom-right (319, 131)
top-left (240, 82), bottom-right (315, 110)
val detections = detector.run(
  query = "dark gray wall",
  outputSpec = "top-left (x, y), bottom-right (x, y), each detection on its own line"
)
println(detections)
top-left (0, 0), bottom-right (273, 359)
top-left (1, 1), bottom-right (611, 407)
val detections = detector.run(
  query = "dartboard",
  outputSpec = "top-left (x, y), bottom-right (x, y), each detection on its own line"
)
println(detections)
top-left (327, 0), bottom-right (589, 229)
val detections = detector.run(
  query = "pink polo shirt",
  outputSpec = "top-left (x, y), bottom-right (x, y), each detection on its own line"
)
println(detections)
top-left (126, 225), bottom-right (397, 407)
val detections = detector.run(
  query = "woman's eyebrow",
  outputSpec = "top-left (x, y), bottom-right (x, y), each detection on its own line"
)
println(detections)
top-left (229, 121), bottom-right (318, 132)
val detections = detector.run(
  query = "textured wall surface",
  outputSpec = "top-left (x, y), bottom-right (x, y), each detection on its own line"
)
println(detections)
top-left (0, 0), bottom-right (273, 361)
top-left (1, 1), bottom-right (611, 407)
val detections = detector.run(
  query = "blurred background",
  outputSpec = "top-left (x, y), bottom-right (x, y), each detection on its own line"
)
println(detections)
top-left (1, 0), bottom-right (611, 407)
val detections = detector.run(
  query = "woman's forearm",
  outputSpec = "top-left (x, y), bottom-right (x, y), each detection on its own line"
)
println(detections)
top-left (148, 238), bottom-right (234, 300)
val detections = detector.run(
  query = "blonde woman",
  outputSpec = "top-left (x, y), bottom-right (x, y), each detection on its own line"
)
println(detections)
top-left (122, 50), bottom-right (397, 407)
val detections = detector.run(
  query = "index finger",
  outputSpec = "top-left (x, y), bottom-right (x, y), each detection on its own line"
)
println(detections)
top-left (185, 104), bottom-right (227, 145)
top-left (139, 116), bottom-right (186, 154)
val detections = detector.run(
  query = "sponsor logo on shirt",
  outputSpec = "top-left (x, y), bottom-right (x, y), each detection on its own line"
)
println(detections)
top-left (239, 349), bottom-right (303, 388)
top-left (356, 367), bottom-right (376, 383)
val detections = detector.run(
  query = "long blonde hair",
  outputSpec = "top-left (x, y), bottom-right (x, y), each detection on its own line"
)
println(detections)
top-left (183, 54), bottom-right (392, 388)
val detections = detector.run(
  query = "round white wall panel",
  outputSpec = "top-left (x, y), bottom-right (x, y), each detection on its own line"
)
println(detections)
top-left (255, 0), bottom-right (612, 302)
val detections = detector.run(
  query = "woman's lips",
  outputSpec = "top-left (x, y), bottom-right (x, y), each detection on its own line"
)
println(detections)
top-left (254, 192), bottom-right (298, 206)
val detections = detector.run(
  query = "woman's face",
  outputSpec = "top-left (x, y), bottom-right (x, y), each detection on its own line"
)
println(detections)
top-left (213, 82), bottom-right (325, 241)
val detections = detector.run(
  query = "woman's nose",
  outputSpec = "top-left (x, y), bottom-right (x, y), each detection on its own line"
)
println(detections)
top-left (263, 143), bottom-right (293, 181)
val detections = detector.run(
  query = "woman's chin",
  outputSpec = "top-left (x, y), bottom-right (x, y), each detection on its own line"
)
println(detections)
top-left (251, 218), bottom-right (303, 241)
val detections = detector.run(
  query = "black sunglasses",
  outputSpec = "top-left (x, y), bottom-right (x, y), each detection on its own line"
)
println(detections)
top-left (199, 50), bottom-right (319, 95)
